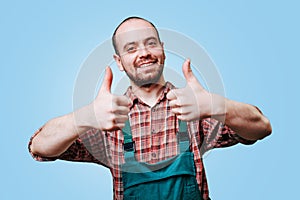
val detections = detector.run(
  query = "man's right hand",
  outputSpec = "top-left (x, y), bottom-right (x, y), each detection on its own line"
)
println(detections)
top-left (88, 66), bottom-right (132, 131)
top-left (30, 66), bottom-right (131, 157)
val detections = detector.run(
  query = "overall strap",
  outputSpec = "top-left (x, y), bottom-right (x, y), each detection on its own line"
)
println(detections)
top-left (122, 120), bottom-right (189, 153)
top-left (178, 120), bottom-right (190, 153)
top-left (122, 120), bottom-right (135, 152)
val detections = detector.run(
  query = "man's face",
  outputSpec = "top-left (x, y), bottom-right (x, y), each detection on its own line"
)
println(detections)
top-left (114, 19), bottom-right (165, 87)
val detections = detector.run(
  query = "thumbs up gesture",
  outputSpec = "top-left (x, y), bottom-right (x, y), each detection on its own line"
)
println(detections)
top-left (167, 59), bottom-right (226, 121)
top-left (89, 66), bottom-right (132, 131)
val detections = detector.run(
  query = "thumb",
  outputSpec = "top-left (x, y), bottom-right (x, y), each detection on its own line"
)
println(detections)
top-left (182, 59), bottom-right (196, 83)
top-left (100, 66), bottom-right (113, 93)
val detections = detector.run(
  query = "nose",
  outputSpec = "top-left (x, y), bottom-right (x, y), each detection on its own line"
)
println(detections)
top-left (138, 46), bottom-right (150, 58)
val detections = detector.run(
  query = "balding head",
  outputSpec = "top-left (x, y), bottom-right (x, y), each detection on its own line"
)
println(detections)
top-left (112, 17), bottom-right (161, 55)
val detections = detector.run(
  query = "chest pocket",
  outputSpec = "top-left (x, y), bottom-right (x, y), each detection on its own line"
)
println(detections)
top-left (121, 120), bottom-right (203, 200)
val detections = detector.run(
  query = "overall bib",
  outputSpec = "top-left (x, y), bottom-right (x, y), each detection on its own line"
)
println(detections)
top-left (121, 120), bottom-right (203, 200)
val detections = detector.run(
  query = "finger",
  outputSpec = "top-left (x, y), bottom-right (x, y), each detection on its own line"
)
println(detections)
top-left (114, 106), bottom-right (130, 115)
top-left (182, 59), bottom-right (205, 91)
top-left (169, 99), bottom-right (180, 108)
top-left (114, 114), bottom-right (129, 124)
top-left (166, 90), bottom-right (177, 100)
top-left (182, 59), bottom-right (198, 83)
top-left (170, 107), bottom-right (182, 115)
top-left (176, 114), bottom-right (193, 121)
top-left (171, 107), bottom-right (191, 115)
top-left (169, 98), bottom-right (195, 108)
top-left (182, 59), bottom-right (193, 81)
top-left (100, 66), bottom-right (113, 93)
top-left (182, 58), bottom-right (192, 80)
top-left (115, 96), bottom-right (132, 107)
top-left (114, 117), bottom-right (130, 130)
top-left (116, 123), bottom-right (126, 129)
top-left (176, 115), bottom-right (188, 121)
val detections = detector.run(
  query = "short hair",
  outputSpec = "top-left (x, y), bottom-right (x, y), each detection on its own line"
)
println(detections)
top-left (112, 16), bottom-right (161, 55)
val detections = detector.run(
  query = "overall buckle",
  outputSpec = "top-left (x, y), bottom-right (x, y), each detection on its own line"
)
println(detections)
top-left (124, 141), bottom-right (136, 152)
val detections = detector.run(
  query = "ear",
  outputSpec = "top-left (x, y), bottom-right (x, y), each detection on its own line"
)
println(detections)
top-left (161, 41), bottom-right (166, 60)
top-left (113, 54), bottom-right (124, 71)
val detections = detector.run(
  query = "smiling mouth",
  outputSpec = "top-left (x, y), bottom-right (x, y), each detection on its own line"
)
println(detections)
top-left (138, 60), bottom-right (158, 68)
top-left (140, 63), bottom-right (154, 68)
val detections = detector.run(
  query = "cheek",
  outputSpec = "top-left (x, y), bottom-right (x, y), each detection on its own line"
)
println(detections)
top-left (152, 48), bottom-right (165, 60)
top-left (151, 47), bottom-right (163, 54)
top-left (157, 52), bottom-right (166, 64)
top-left (121, 56), bottom-right (137, 73)
top-left (121, 55), bottom-right (135, 65)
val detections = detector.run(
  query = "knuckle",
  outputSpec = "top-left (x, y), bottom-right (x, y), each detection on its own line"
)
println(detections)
top-left (110, 103), bottom-right (119, 113)
top-left (111, 96), bottom-right (119, 104)
top-left (111, 107), bottom-right (117, 113)
top-left (107, 114), bottom-right (116, 123)
top-left (123, 116), bottom-right (129, 122)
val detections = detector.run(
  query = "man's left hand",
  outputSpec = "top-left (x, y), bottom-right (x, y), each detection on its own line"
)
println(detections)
top-left (167, 59), bottom-right (226, 121)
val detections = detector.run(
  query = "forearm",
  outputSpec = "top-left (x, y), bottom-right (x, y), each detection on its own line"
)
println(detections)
top-left (30, 105), bottom-right (93, 157)
top-left (223, 99), bottom-right (272, 141)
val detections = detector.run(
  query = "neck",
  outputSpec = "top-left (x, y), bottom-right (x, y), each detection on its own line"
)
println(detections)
top-left (131, 77), bottom-right (166, 107)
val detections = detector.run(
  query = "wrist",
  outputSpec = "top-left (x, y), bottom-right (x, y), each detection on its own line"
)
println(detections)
top-left (209, 94), bottom-right (227, 122)
top-left (72, 103), bottom-right (97, 133)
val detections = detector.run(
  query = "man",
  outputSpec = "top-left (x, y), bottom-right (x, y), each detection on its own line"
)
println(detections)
top-left (29, 16), bottom-right (272, 200)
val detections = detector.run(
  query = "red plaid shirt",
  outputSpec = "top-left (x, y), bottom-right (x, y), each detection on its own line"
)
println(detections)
top-left (29, 82), bottom-right (255, 200)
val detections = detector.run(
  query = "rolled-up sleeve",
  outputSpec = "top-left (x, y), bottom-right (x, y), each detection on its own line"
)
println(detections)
top-left (201, 118), bottom-right (256, 152)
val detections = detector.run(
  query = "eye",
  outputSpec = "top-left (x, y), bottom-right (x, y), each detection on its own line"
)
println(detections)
top-left (127, 46), bottom-right (137, 53)
top-left (147, 39), bottom-right (157, 47)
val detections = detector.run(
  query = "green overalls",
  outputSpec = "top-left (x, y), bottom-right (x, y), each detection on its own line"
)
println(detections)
top-left (121, 120), bottom-right (203, 200)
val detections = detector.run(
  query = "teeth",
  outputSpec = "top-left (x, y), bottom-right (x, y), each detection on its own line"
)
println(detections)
top-left (140, 63), bottom-right (154, 68)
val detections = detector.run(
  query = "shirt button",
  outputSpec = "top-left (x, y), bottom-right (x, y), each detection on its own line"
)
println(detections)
top-left (152, 152), bottom-right (156, 158)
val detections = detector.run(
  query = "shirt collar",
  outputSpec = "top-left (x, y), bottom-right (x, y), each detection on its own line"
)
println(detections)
top-left (125, 82), bottom-right (175, 107)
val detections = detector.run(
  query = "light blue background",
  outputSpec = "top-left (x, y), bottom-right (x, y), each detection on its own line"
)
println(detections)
top-left (1, 0), bottom-right (296, 199)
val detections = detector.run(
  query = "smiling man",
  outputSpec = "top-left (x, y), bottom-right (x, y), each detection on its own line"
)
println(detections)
top-left (29, 16), bottom-right (272, 200)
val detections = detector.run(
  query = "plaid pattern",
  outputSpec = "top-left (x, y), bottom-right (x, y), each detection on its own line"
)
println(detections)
top-left (29, 82), bottom-right (255, 200)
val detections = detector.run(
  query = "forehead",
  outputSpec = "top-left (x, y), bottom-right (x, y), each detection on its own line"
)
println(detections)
top-left (115, 19), bottom-right (159, 47)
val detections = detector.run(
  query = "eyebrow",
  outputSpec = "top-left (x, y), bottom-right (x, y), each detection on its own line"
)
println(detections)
top-left (123, 42), bottom-right (137, 51)
top-left (122, 36), bottom-right (159, 51)
top-left (145, 36), bottom-right (158, 42)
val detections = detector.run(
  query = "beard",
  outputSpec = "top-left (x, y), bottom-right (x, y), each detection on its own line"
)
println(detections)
top-left (125, 64), bottom-right (164, 87)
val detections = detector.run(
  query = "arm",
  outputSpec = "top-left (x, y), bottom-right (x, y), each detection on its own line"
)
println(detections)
top-left (30, 113), bottom-right (81, 158)
top-left (167, 59), bottom-right (272, 141)
top-left (224, 99), bottom-right (271, 140)
top-left (30, 67), bottom-right (131, 158)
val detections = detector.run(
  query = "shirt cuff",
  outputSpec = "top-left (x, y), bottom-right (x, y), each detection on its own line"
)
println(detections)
top-left (231, 133), bottom-right (257, 145)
